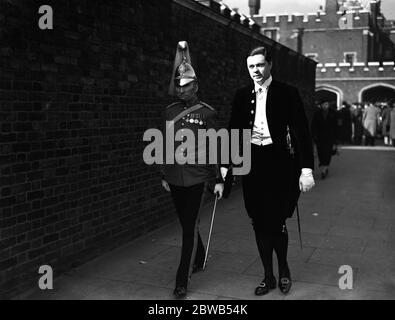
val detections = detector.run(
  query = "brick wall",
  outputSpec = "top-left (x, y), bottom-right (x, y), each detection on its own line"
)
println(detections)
top-left (0, 0), bottom-right (315, 298)
top-left (303, 29), bottom-right (368, 64)
top-left (255, 10), bottom-right (372, 62)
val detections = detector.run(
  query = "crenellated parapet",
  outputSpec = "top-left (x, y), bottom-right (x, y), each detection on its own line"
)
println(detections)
top-left (194, 0), bottom-right (261, 32)
top-left (196, 0), bottom-right (370, 33)
top-left (316, 61), bottom-right (395, 78)
top-left (254, 9), bottom-right (371, 31)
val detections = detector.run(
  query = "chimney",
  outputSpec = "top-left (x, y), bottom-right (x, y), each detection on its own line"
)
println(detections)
top-left (249, 0), bottom-right (260, 16)
top-left (297, 28), bottom-right (304, 54)
top-left (370, 1), bottom-right (381, 17)
top-left (325, 0), bottom-right (340, 14)
top-left (370, 1), bottom-right (378, 27)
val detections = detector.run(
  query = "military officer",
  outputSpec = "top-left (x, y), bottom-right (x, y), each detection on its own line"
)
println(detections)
top-left (161, 41), bottom-right (224, 299)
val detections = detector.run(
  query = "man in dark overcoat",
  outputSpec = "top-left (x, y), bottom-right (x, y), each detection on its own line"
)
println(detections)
top-left (311, 101), bottom-right (338, 179)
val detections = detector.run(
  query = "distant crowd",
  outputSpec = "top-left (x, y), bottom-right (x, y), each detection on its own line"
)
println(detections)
top-left (313, 100), bottom-right (395, 147)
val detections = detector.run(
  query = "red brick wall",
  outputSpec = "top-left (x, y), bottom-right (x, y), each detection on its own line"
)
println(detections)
top-left (0, 0), bottom-right (315, 298)
top-left (303, 29), bottom-right (368, 64)
top-left (256, 6), bottom-right (395, 65)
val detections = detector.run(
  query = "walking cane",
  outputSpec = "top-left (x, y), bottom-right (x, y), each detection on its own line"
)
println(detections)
top-left (296, 203), bottom-right (303, 250)
top-left (203, 192), bottom-right (219, 271)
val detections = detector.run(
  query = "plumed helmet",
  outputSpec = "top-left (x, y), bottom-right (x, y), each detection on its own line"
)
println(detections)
top-left (168, 41), bottom-right (197, 96)
top-left (174, 62), bottom-right (196, 86)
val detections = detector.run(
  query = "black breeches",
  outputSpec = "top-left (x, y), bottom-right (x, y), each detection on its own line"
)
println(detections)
top-left (242, 144), bottom-right (293, 278)
top-left (169, 183), bottom-right (206, 287)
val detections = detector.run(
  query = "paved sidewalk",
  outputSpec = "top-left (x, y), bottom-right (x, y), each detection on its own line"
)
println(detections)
top-left (24, 147), bottom-right (395, 300)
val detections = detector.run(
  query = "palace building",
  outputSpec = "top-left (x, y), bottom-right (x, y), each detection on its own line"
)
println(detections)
top-left (250, 0), bottom-right (395, 106)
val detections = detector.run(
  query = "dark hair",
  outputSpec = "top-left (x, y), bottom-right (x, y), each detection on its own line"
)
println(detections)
top-left (247, 46), bottom-right (272, 63)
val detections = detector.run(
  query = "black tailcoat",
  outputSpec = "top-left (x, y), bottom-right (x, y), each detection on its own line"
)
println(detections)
top-left (227, 80), bottom-right (314, 221)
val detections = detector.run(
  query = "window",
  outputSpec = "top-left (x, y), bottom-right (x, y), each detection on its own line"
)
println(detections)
top-left (305, 53), bottom-right (318, 62)
top-left (344, 52), bottom-right (357, 64)
top-left (262, 28), bottom-right (278, 41)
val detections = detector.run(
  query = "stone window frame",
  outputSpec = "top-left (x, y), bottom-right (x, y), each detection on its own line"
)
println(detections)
top-left (261, 27), bottom-right (280, 42)
top-left (344, 52), bottom-right (357, 64)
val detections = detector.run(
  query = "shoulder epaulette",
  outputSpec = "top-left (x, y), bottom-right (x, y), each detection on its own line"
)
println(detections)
top-left (166, 102), bottom-right (182, 109)
top-left (200, 101), bottom-right (216, 112)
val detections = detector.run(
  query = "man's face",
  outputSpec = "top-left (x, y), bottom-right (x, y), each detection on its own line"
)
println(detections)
top-left (247, 54), bottom-right (272, 85)
top-left (322, 102), bottom-right (329, 110)
top-left (175, 81), bottom-right (198, 101)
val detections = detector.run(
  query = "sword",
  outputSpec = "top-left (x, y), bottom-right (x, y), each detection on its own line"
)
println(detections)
top-left (203, 192), bottom-right (219, 271)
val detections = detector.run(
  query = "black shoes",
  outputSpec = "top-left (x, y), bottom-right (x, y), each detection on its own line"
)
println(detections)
top-left (173, 261), bottom-right (204, 299)
top-left (173, 286), bottom-right (187, 299)
top-left (255, 276), bottom-right (277, 296)
top-left (278, 264), bottom-right (292, 294)
top-left (278, 276), bottom-right (292, 294)
top-left (255, 270), bottom-right (292, 296)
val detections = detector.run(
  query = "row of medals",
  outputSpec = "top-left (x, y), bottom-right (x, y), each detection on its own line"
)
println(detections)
top-left (185, 113), bottom-right (205, 126)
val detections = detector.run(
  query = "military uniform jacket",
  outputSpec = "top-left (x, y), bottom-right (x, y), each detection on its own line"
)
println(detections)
top-left (161, 100), bottom-right (222, 187)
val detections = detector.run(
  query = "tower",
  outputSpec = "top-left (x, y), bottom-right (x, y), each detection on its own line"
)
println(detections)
top-left (325, 0), bottom-right (340, 14)
top-left (248, 0), bottom-right (260, 16)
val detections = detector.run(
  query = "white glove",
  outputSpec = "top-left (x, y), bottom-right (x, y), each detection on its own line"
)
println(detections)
top-left (214, 183), bottom-right (224, 199)
top-left (161, 179), bottom-right (170, 192)
top-left (299, 168), bottom-right (315, 193)
top-left (220, 167), bottom-right (228, 180)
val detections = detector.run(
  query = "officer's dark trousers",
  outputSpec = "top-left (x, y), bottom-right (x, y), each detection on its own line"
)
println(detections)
top-left (169, 183), bottom-right (206, 288)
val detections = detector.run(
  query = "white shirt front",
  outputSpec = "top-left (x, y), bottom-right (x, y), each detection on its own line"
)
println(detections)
top-left (251, 76), bottom-right (273, 146)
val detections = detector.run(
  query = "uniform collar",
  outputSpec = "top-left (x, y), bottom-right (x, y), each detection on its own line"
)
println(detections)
top-left (254, 75), bottom-right (272, 92)
top-left (183, 96), bottom-right (200, 107)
